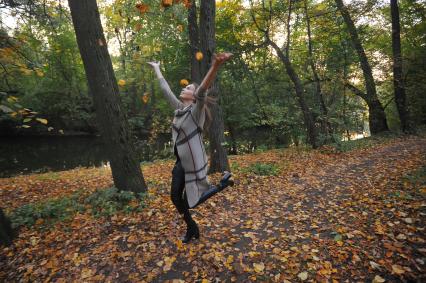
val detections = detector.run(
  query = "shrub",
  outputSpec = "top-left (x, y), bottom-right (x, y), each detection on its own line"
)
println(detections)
top-left (247, 162), bottom-right (279, 176)
top-left (9, 187), bottom-right (147, 228)
top-left (85, 187), bottom-right (147, 217)
top-left (9, 192), bottom-right (83, 228)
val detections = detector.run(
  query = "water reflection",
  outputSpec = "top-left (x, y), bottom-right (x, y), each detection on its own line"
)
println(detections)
top-left (0, 136), bottom-right (110, 178)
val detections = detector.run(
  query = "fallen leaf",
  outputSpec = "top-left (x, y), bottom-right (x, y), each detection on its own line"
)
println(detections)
top-left (372, 275), bottom-right (385, 283)
top-left (298, 271), bottom-right (308, 281)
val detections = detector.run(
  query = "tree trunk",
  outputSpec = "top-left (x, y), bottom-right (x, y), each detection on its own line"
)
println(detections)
top-left (0, 208), bottom-right (14, 246)
top-left (303, 0), bottom-right (332, 140)
top-left (335, 0), bottom-right (389, 134)
top-left (188, 0), bottom-right (201, 84)
top-left (199, 0), bottom-right (230, 173)
top-left (68, 0), bottom-right (147, 193)
top-left (269, 40), bottom-right (319, 148)
top-left (391, 0), bottom-right (412, 133)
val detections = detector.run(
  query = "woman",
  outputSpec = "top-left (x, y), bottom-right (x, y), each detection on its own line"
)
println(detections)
top-left (148, 53), bottom-right (233, 243)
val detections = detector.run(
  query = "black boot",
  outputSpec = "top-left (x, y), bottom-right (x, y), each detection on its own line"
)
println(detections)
top-left (182, 221), bottom-right (200, 243)
top-left (182, 211), bottom-right (200, 243)
top-left (190, 172), bottom-right (234, 209)
top-left (219, 171), bottom-right (234, 191)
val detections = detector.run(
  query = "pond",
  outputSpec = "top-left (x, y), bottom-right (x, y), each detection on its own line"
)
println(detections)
top-left (0, 128), bottom-right (290, 178)
top-left (0, 136), bottom-right (108, 178)
top-left (0, 136), bottom-right (170, 178)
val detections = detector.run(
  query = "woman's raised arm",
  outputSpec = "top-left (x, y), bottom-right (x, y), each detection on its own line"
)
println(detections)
top-left (147, 61), bottom-right (182, 110)
top-left (192, 53), bottom-right (233, 118)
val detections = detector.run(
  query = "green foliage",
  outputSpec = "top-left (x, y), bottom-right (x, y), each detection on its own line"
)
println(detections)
top-left (9, 191), bottom-right (83, 229)
top-left (330, 132), bottom-right (399, 152)
top-left (85, 187), bottom-right (147, 217)
top-left (246, 162), bottom-right (279, 176)
top-left (1, 0), bottom-right (425, 155)
top-left (9, 188), bottom-right (147, 229)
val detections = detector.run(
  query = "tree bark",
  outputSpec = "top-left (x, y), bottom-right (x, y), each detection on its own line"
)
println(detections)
top-left (188, 0), bottom-right (201, 84)
top-left (335, 0), bottom-right (389, 134)
top-left (391, 0), bottom-right (412, 133)
top-left (68, 0), bottom-right (147, 193)
top-left (199, 0), bottom-right (230, 173)
top-left (303, 0), bottom-right (332, 140)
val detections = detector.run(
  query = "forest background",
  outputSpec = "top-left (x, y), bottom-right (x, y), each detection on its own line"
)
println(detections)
top-left (0, 0), bottom-right (425, 176)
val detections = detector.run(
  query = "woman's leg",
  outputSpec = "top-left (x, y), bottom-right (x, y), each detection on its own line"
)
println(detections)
top-left (170, 160), bottom-right (199, 243)
top-left (190, 171), bottom-right (233, 209)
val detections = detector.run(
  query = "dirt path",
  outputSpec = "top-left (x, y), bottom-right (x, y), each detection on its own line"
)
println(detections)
top-left (157, 137), bottom-right (426, 282)
top-left (1, 136), bottom-right (425, 282)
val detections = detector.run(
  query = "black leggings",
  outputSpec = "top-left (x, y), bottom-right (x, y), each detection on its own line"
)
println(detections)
top-left (170, 159), bottom-right (189, 214)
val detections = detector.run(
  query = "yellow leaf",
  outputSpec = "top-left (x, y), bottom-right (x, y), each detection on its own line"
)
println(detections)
top-left (118, 79), bottom-right (126, 86)
top-left (372, 275), bottom-right (385, 283)
top-left (196, 51), bottom-right (203, 61)
top-left (201, 279), bottom-right (209, 283)
top-left (36, 118), bottom-right (48, 124)
top-left (180, 79), bottom-right (189, 87)
top-left (392, 264), bottom-right (405, 275)
top-left (226, 255), bottom-right (234, 264)
top-left (36, 70), bottom-right (44, 77)
top-left (81, 268), bottom-right (92, 279)
top-left (253, 262), bottom-right (264, 273)
top-left (142, 93), bottom-right (149, 104)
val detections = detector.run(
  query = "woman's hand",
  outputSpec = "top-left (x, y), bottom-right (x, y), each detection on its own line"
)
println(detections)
top-left (213, 52), bottom-right (233, 67)
top-left (147, 61), bottom-right (160, 69)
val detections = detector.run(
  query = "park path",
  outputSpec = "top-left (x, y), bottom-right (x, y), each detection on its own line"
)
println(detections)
top-left (157, 137), bottom-right (426, 282)
top-left (1, 136), bottom-right (425, 282)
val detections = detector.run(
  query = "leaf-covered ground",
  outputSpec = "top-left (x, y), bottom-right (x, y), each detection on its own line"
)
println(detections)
top-left (1, 136), bottom-right (425, 282)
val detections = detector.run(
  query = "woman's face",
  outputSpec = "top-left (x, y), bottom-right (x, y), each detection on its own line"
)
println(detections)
top-left (180, 84), bottom-right (195, 102)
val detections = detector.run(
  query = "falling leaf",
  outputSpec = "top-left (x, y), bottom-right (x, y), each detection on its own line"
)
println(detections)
top-left (182, 0), bottom-right (191, 8)
top-left (0, 105), bottom-right (13, 113)
top-left (180, 79), bottom-right (189, 87)
top-left (135, 3), bottom-right (149, 14)
top-left (161, 0), bottom-right (173, 7)
top-left (142, 93), bottom-right (149, 104)
top-left (196, 51), bottom-right (203, 61)
top-left (36, 70), bottom-right (44, 77)
top-left (118, 79), bottom-right (126, 86)
top-left (36, 118), bottom-right (48, 125)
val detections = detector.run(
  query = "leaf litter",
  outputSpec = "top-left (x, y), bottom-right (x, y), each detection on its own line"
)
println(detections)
top-left (0, 136), bottom-right (425, 282)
